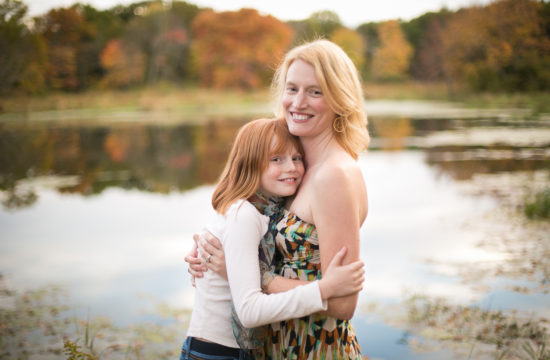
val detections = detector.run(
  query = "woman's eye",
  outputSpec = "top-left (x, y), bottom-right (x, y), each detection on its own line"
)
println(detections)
top-left (310, 89), bottom-right (322, 96)
top-left (285, 86), bottom-right (297, 93)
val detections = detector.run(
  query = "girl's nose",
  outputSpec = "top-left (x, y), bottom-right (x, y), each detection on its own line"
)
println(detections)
top-left (284, 159), bottom-right (297, 172)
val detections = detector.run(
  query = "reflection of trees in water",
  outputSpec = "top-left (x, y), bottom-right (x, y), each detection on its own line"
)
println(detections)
top-left (0, 120), bottom-right (246, 209)
top-left (425, 145), bottom-right (550, 180)
top-left (368, 117), bottom-right (458, 141)
top-left (369, 117), bottom-right (414, 150)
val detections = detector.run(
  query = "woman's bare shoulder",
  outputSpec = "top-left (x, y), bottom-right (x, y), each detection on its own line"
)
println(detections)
top-left (314, 153), bottom-right (362, 187)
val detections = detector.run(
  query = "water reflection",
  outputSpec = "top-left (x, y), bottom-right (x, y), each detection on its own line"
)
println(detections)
top-left (2, 117), bottom-right (549, 211)
top-left (0, 120), bottom-right (247, 210)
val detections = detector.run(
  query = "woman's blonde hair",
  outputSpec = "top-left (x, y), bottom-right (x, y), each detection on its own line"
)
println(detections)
top-left (272, 39), bottom-right (369, 159)
top-left (212, 118), bottom-right (304, 215)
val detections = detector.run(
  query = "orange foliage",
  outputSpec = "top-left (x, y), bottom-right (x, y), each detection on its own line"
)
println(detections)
top-left (191, 8), bottom-right (294, 89)
top-left (100, 39), bottom-right (122, 69)
top-left (371, 20), bottom-right (413, 80)
top-left (162, 28), bottom-right (188, 44)
top-left (370, 117), bottom-right (413, 150)
top-left (100, 39), bottom-right (145, 88)
top-left (440, 0), bottom-right (550, 90)
top-left (104, 132), bottom-right (129, 163)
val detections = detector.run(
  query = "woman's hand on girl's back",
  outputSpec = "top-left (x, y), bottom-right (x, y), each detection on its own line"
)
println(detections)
top-left (318, 246), bottom-right (364, 300)
top-left (197, 232), bottom-right (227, 280)
top-left (184, 235), bottom-right (204, 286)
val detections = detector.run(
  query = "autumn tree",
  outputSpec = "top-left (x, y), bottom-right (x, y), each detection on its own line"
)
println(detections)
top-left (0, 0), bottom-right (47, 94)
top-left (330, 27), bottom-right (366, 76)
top-left (401, 10), bottom-right (452, 82)
top-left (191, 8), bottom-right (293, 89)
top-left (117, 1), bottom-right (193, 84)
top-left (371, 20), bottom-right (413, 80)
top-left (34, 6), bottom-right (89, 90)
top-left (409, 15), bottom-right (448, 82)
top-left (100, 39), bottom-right (144, 88)
top-left (440, 0), bottom-right (550, 91)
top-left (76, 4), bottom-right (125, 87)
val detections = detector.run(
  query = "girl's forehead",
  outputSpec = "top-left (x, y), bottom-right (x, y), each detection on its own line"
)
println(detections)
top-left (269, 136), bottom-right (298, 153)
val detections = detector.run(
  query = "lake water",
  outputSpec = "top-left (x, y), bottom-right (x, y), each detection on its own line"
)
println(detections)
top-left (1, 102), bottom-right (549, 359)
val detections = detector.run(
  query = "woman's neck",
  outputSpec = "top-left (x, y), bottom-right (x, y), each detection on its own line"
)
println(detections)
top-left (301, 131), bottom-right (340, 167)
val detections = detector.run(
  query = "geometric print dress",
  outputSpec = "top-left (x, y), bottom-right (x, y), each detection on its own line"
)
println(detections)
top-left (262, 208), bottom-right (363, 359)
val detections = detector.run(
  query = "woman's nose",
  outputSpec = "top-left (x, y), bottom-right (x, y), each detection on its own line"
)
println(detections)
top-left (293, 90), bottom-right (306, 108)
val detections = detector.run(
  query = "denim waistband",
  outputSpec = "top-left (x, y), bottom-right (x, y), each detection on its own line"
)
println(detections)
top-left (189, 337), bottom-right (241, 357)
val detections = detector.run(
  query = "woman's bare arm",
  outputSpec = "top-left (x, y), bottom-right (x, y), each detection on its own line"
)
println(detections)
top-left (312, 163), bottom-right (367, 320)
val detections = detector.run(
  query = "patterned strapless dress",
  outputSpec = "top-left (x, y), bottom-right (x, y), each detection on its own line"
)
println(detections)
top-left (263, 209), bottom-right (362, 360)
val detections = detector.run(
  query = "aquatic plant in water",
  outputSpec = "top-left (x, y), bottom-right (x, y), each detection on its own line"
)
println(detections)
top-left (524, 188), bottom-right (550, 220)
top-left (0, 275), bottom-right (191, 359)
top-left (402, 295), bottom-right (549, 360)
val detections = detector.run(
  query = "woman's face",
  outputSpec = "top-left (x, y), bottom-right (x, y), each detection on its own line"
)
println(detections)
top-left (282, 59), bottom-right (336, 139)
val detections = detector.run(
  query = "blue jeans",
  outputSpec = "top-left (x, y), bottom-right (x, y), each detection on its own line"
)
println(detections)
top-left (179, 337), bottom-right (253, 360)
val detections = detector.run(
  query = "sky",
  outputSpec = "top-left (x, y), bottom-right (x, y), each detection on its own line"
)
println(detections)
top-left (26, 0), bottom-right (495, 26)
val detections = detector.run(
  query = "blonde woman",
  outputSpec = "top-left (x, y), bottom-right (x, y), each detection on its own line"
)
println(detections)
top-left (181, 118), bottom-right (364, 360)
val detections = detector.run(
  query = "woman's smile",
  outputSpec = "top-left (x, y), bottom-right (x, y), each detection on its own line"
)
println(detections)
top-left (282, 59), bottom-right (335, 138)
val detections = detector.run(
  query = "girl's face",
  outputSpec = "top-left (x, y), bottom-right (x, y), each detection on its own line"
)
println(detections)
top-left (259, 143), bottom-right (304, 198)
top-left (282, 59), bottom-right (336, 139)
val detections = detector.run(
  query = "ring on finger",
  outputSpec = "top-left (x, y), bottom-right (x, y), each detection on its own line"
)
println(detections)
top-left (206, 254), bottom-right (212, 263)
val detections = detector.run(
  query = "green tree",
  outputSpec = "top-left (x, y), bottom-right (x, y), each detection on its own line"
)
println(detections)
top-left (286, 19), bottom-right (315, 45)
top-left (401, 9), bottom-right (452, 81)
top-left (76, 4), bottom-right (125, 87)
top-left (307, 10), bottom-right (342, 38)
top-left (121, 2), bottom-right (191, 84)
top-left (34, 6), bottom-right (90, 90)
top-left (0, 0), bottom-right (47, 94)
top-left (356, 22), bottom-right (379, 78)
top-left (286, 10), bottom-right (343, 46)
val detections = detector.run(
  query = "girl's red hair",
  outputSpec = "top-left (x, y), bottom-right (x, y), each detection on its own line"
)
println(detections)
top-left (212, 118), bottom-right (303, 215)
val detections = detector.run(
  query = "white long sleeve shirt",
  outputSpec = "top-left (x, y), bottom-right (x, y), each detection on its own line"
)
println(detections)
top-left (186, 199), bottom-right (327, 348)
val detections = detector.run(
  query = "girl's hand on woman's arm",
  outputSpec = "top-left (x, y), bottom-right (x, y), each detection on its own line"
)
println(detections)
top-left (265, 247), bottom-right (364, 298)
